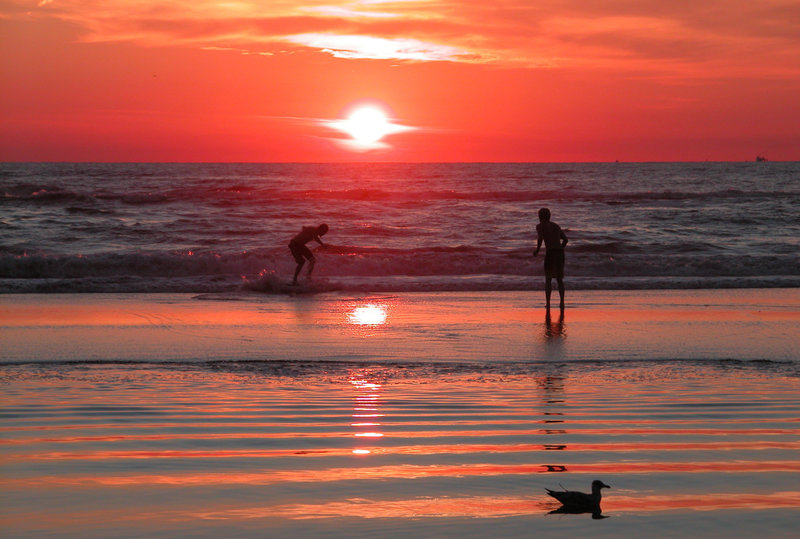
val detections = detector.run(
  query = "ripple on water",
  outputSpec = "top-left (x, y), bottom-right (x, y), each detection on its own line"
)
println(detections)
top-left (1, 359), bottom-right (799, 538)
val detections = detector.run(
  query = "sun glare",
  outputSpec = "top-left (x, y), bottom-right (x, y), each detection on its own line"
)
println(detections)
top-left (343, 107), bottom-right (390, 144)
top-left (323, 101), bottom-right (415, 152)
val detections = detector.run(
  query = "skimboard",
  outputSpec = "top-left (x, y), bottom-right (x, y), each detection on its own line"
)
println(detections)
top-left (285, 280), bottom-right (339, 294)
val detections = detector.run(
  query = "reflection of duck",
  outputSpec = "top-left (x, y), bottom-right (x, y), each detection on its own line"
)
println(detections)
top-left (543, 444), bottom-right (566, 451)
top-left (548, 504), bottom-right (609, 519)
top-left (546, 480), bottom-right (610, 515)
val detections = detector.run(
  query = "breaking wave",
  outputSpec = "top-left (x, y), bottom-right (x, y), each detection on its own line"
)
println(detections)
top-left (2, 247), bottom-right (798, 293)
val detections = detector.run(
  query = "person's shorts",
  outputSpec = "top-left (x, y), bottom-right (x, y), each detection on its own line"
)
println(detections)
top-left (289, 241), bottom-right (313, 264)
top-left (544, 249), bottom-right (565, 279)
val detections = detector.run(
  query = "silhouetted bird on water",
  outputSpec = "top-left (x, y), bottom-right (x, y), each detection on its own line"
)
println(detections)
top-left (546, 480), bottom-right (610, 518)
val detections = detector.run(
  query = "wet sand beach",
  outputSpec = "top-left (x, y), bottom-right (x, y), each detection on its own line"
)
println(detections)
top-left (2, 289), bottom-right (799, 538)
top-left (2, 289), bottom-right (798, 363)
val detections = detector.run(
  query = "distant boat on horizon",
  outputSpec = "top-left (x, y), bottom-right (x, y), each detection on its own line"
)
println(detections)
top-left (756, 155), bottom-right (768, 162)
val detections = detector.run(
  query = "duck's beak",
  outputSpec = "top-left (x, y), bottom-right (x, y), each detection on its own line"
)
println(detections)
top-left (602, 483), bottom-right (611, 489)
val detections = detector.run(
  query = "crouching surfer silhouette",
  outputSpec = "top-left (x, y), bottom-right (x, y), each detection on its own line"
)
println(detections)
top-left (288, 223), bottom-right (328, 285)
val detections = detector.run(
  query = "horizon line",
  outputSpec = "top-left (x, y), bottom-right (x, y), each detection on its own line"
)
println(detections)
top-left (2, 160), bottom-right (795, 165)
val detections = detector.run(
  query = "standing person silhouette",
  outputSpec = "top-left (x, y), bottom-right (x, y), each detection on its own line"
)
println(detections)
top-left (288, 224), bottom-right (328, 285)
top-left (533, 208), bottom-right (568, 310)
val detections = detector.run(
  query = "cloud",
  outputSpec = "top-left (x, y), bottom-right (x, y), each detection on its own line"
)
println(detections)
top-left (5, 0), bottom-right (799, 77)
top-left (283, 33), bottom-right (477, 62)
top-left (300, 5), bottom-right (400, 19)
top-left (264, 109), bottom-right (418, 152)
top-left (200, 45), bottom-right (274, 56)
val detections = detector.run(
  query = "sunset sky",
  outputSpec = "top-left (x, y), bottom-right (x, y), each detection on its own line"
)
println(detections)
top-left (2, 0), bottom-right (799, 162)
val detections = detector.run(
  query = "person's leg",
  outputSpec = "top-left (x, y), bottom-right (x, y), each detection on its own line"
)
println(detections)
top-left (544, 251), bottom-right (554, 310)
top-left (306, 255), bottom-right (316, 280)
top-left (545, 277), bottom-right (552, 309)
top-left (555, 250), bottom-right (565, 309)
top-left (292, 259), bottom-right (305, 284)
top-left (290, 242), bottom-right (306, 285)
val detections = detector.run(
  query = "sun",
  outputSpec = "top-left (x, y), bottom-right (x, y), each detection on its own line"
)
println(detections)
top-left (322, 101), bottom-right (415, 151)
top-left (342, 106), bottom-right (390, 144)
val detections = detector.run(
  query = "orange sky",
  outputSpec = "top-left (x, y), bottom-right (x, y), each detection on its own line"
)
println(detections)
top-left (1, 0), bottom-right (799, 162)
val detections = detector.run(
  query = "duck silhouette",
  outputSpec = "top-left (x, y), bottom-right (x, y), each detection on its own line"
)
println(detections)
top-left (546, 480), bottom-right (610, 518)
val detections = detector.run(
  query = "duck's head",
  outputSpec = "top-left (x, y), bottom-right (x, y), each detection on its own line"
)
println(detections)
top-left (591, 480), bottom-right (611, 491)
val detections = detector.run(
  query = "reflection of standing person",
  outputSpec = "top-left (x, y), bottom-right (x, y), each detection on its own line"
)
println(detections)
top-left (288, 224), bottom-right (328, 285)
top-left (533, 208), bottom-right (568, 310)
top-left (544, 310), bottom-right (566, 340)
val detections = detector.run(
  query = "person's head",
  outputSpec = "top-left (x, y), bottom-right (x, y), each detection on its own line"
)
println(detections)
top-left (538, 208), bottom-right (551, 222)
top-left (317, 223), bottom-right (329, 236)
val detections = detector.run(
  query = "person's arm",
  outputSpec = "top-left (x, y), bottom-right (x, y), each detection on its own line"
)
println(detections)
top-left (534, 226), bottom-right (543, 256)
top-left (560, 229), bottom-right (568, 249)
top-left (314, 235), bottom-right (326, 248)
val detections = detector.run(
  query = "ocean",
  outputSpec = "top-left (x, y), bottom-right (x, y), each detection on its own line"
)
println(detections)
top-left (2, 162), bottom-right (800, 538)
top-left (2, 162), bottom-right (798, 293)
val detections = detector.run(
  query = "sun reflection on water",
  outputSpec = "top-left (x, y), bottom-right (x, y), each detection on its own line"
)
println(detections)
top-left (348, 304), bottom-right (388, 326)
top-left (350, 377), bottom-right (385, 455)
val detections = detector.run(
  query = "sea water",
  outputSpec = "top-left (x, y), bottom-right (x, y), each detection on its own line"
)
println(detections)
top-left (2, 162), bottom-right (798, 292)
top-left (2, 356), bottom-right (799, 538)
top-left (2, 162), bottom-right (800, 538)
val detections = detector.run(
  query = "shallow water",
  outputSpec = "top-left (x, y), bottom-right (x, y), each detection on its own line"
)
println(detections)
top-left (2, 289), bottom-right (798, 537)
top-left (2, 359), bottom-right (799, 538)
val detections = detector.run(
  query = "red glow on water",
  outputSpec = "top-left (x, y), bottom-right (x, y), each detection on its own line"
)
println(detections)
top-left (185, 491), bottom-right (800, 521)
